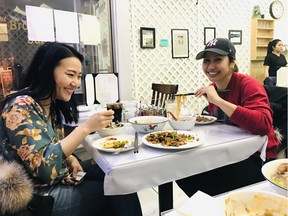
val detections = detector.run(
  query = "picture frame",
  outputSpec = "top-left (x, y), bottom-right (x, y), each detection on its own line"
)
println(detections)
top-left (204, 27), bottom-right (216, 45)
top-left (228, 30), bottom-right (242, 45)
top-left (140, 27), bottom-right (155, 48)
top-left (171, 29), bottom-right (189, 58)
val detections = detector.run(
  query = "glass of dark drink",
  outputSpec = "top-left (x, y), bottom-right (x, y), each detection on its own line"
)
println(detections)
top-left (106, 103), bottom-right (123, 123)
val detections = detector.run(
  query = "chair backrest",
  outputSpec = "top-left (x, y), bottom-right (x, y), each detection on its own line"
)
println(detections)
top-left (264, 85), bottom-right (287, 157)
top-left (151, 83), bottom-right (178, 108)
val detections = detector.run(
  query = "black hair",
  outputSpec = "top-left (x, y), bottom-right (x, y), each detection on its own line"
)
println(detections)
top-left (1, 42), bottom-right (84, 125)
top-left (267, 39), bottom-right (281, 55)
top-left (228, 55), bottom-right (238, 72)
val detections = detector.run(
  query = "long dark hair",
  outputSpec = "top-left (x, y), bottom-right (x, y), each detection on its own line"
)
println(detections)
top-left (228, 56), bottom-right (238, 72)
top-left (267, 39), bottom-right (281, 55)
top-left (1, 42), bottom-right (84, 124)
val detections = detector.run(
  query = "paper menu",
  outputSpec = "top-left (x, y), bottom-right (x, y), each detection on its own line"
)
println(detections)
top-left (163, 191), bottom-right (223, 216)
top-left (95, 74), bottom-right (119, 104)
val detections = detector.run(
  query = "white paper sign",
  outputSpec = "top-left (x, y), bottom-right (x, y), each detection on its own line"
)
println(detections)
top-left (26, 5), bottom-right (54, 41)
top-left (54, 10), bottom-right (79, 43)
top-left (78, 13), bottom-right (101, 45)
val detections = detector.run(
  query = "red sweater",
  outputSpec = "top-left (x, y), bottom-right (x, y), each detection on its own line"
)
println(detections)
top-left (208, 72), bottom-right (279, 158)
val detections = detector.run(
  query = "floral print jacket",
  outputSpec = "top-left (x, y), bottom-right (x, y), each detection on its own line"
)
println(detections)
top-left (0, 95), bottom-right (69, 185)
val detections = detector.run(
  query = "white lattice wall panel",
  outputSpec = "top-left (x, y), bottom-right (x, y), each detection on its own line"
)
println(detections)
top-left (128, 0), bottom-right (273, 114)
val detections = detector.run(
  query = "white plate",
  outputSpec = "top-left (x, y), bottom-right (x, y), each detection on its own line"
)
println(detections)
top-left (92, 135), bottom-right (142, 153)
top-left (195, 115), bottom-right (217, 125)
top-left (142, 130), bottom-right (205, 150)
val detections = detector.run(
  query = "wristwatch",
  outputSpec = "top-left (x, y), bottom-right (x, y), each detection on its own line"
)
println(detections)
top-left (269, 0), bottom-right (284, 19)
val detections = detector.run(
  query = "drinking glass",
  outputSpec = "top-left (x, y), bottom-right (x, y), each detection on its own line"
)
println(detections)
top-left (121, 101), bottom-right (138, 122)
top-left (107, 103), bottom-right (123, 123)
top-left (165, 99), bottom-right (178, 119)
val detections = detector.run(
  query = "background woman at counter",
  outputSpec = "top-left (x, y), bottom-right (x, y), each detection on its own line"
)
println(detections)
top-left (0, 42), bottom-right (142, 216)
top-left (176, 38), bottom-right (279, 197)
top-left (263, 39), bottom-right (288, 86)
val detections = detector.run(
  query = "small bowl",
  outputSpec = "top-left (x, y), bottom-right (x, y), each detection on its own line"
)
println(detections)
top-left (97, 124), bottom-right (126, 137)
top-left (261, 158), bottom-right (288, 197)
top-left (128, 116), bottom-right (168, 134)
top-left (169, 116), bottom-right (196, 131)
top-left (224, 190), bottom-right (288, 215)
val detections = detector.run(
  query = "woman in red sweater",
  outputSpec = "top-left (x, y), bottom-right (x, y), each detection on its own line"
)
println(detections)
top-left (176, 38), bottom-right (279, 196)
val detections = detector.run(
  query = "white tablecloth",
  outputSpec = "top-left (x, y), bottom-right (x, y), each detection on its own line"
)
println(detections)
top-left (82, 122), bottom-right (267, 195)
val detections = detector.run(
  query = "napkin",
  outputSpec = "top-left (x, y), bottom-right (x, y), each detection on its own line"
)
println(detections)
top-left (276, 67), bottom-right (288, 87)
top-left (163, 191), bottom-right (223, 216)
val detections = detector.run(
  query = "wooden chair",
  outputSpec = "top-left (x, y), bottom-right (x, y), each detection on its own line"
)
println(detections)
top-left (151, 83), bottom-right (179, 108)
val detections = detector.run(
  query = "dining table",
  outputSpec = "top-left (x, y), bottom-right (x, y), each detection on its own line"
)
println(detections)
top-left (161, 180), bottom-right (285, 216)
top-left (81, 121), bottom-right (267, 215)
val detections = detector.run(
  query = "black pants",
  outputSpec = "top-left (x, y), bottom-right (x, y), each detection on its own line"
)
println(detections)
top-left (37, 160), bottom-right (143, 216)
top-left (176, 156), bottom-right (269, 197)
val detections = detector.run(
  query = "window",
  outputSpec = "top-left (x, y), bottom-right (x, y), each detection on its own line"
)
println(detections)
top-left (0, 0), bottom-right (115, 103)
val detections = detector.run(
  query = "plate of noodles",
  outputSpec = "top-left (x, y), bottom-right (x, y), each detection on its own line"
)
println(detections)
top-left (142, 130), bottom-right (205, 150)
top-left (195, 115), bottom-right (217, 125)
top-left (92, 135), bottom-right (141, 153)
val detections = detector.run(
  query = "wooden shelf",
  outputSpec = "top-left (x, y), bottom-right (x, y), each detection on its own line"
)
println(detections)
top-left (250, 18), bottom-right (274, 83)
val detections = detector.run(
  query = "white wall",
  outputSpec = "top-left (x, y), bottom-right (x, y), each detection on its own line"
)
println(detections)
top-left (113, 0), bottom-right (287, 113)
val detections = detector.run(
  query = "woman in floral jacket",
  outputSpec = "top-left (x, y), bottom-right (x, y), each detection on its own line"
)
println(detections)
top-left (0, 42), bottom-right (142, 216)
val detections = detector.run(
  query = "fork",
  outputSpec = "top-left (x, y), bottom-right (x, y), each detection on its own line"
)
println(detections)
top-left (113, 145), bottom-right (128, 155)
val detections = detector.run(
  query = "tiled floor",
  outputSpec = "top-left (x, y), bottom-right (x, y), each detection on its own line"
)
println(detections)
top-left (138, 183), bottom-right (189, 216)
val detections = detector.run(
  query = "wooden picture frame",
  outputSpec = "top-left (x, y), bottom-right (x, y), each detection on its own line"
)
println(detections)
top-left (204, 27), bottom-right (216, 45)
top-left (228, 30), bottom-right (242, 45)
top-left (171, 29), bottom-right (189, 58)
top-left (140, 27), bottom-right (155, 48)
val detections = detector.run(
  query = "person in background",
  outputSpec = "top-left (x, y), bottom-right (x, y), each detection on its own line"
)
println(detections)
top-left (176, 38), bottom-right (279, 197)
top-left (263, 39), bottom-right (288, 86)
top-left (0, 42), bottom-right (142, 216)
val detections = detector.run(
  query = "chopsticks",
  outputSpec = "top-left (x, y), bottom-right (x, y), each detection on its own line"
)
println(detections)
top-left (134, 132), bottom-right (139, 153)
top-left (175, 89), bottom-right (230, 96)
top-left (175, 93), bottom-right (195, 96)
top-left (167, 111), bottom-right (178, 121)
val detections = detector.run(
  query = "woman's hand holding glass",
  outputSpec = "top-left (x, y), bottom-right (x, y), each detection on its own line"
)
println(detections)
top-left (83, 110), bottom-right (114, 133)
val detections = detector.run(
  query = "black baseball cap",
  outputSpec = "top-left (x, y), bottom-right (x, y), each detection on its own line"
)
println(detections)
top-left (196, 38), bottom-right (236, 60)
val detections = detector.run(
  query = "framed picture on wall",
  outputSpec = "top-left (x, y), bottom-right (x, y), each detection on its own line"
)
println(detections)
top-left (228, 30), bottom-right (242, 44)
top-left (171, 29), bottom-right (189, 58)
top-left (140, 27), bottom-right (156, 48)
top-left (204, 27), bottom-right (216, 45)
